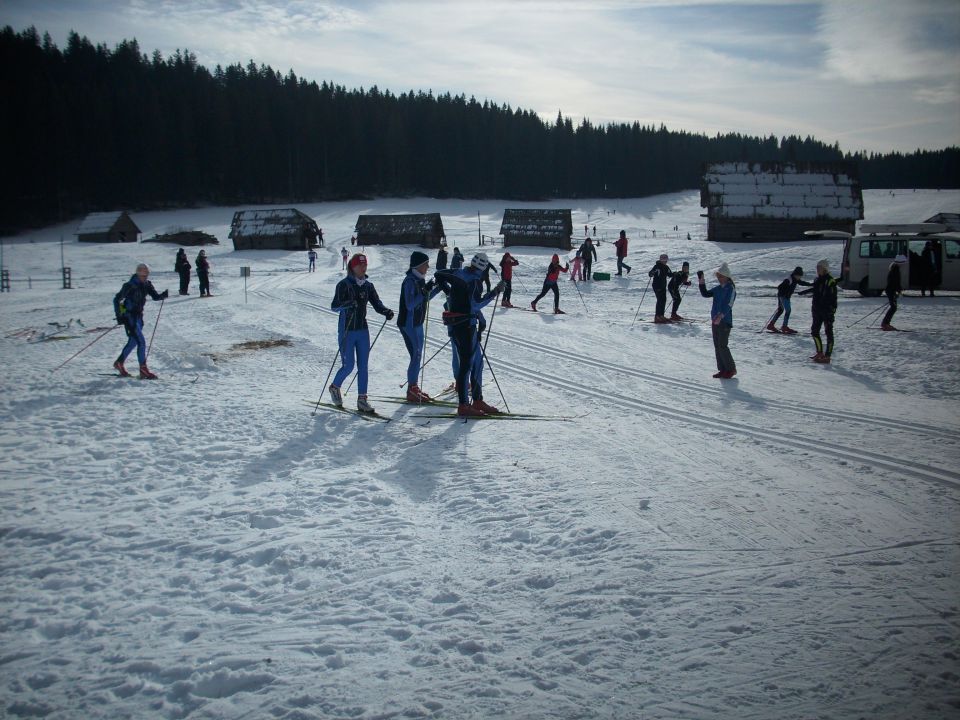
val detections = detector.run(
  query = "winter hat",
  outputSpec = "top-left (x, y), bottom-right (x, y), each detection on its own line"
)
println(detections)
top-left (793, 266), bottom-right (804, 276)
top-left (471, 252), bottom-right (490, 271)
top-left (681, 261), bottom-right (690, 268)
top-left (409, 250), bottom-right (429, 269)
top-left (893, 254), bottom-right (908, 264)
top-left (348, 253), bottom-right (367, 271)
top-left (199, 249), bottom-right (206, 255)
top-left (816, 259), bottom-right (829, 272)
top-left (659, 254), bottom-right (668, 262)
top-left (715, 262), bottom-right (733, 280)
top-left (619, 230), bottom-right (627, 239)
top-left (551, 253), bottom-right (560, 263)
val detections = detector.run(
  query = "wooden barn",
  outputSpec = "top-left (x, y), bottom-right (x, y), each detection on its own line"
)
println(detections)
top-left (499, 209), bottom-right (573, 250)
top-left (76, 211), bottom-right (141, 243)
top-left (355, 213), bottom-right (445, 248)
top-left (700, 162), bottom-right (863, 243)
top-left (229, 209), bottom-right (322, 251)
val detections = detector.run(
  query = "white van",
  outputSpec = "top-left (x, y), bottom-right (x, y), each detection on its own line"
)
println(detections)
top-left (836, 224), bottom-right (960, 296)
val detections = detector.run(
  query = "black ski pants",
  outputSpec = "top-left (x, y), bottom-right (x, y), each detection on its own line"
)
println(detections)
top-left (502, 279), bottom-right (513, 305)
top-left (198, 271), bottom-right (209, 296)
top-left (654, 287), bottom-right (667, 317)
top-left (670, 286), bottom-right (683, 315)
top-left (533, 280), bottom-right (560, 310)
top-left (881, 293), bottom-right (898, 326)
top-left (450, 322), bottom-right (480, 405)
top-left (178, 269), bottom-right (191, 294)
top-left (583, 257), bottom-right (593, 280)
top-left (811, 312), bottom-right (835, 357)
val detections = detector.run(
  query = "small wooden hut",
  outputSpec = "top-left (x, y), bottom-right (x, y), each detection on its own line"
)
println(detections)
top-left (700, 161), bottom-right (863, 242)
top-left (499, 209), bottom-right (573, 249)
top-left (76, 211), bottom-right (141, 243)
top-left (229, 209), bottom-right (322, 251)
top-left (354, 214), bottom-right (445, 248)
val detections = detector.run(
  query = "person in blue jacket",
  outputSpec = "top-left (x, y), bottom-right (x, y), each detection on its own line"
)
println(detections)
top-left (113, 263), bottom-right (168, 379)
top-left (698, 262), bottom-right (737, 379)
top-left (329, 254), bottom-right (394, 413)
top-left (435, 252), bottom-right (504, 417)
top-left (450, 247), bottom-right (465, 270)
top-left (398, 251), bottom-right (443, 402)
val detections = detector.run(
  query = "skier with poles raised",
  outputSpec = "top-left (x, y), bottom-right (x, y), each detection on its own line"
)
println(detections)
top-left (698, 262), bottom-right (737, 379)
top-left (799, 259), bottom-right (837, 364)
top-left (112, 263), bottom-right (169, 379)
top-left (667, 260), bottom-right (691, 321)
top-left (766, 266), bottom-right (811, 334)
top-left (435, 252), bottom-right (504, 417)
top-left (398, 251), bottom-right (442, 402)
top-left (328, 254), bottom-right (394, 413)
top-left (880, 254), bottom-right (907, 331)
top-left (648, 253), bottom-right (673, 322)
top-left (499, 251), bottom-right (520, 307)
top-left (531, 254), bottom-right (569, 314)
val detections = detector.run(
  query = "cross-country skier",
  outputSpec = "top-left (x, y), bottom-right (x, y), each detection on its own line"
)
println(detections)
top-left (398, 251), bottom-right (443, 402)
top-left (112, 263), bottom-right (169, 379)
top-left (450, 247), bottom-right (465, 270)
top-left (698, 262), bottom-right (737, 379)
top-left (667, 260), bottom-right (691, 320)
top-left (648, 253), bottom-right (673, 322)
top-left (799, 259), bottom-right (837, 364)
top-left (880, 254), bottom-right (907, 330)
top-left (436, 243), bottom-right (448, 271)
top-left (614, 230), bottom-right (632, 276)
top-left (499, 252), bottom-right (519, 307)
top-left (175, 249), bottom-right (191, 295)
top-left (766, 266), bottom-right (812, 334)
top-left (195, 249), bottom-right (211, 297)
top-left (339, 247), bottom-right (348, 271)
top-left (435, 252), bottom-right (504, 417)
top-left (531, 254), bottom-right (569, 313)
top-left (307, 248), bottom-right (317, 272)
top-left (581, 237), bottom-right (597, 280)
top-left (328, 254), bottom-right (395, 413)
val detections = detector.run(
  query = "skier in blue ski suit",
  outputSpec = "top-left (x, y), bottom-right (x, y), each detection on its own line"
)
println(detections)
top-left (112, 263), bottom-right (168, 378)
top-left (398, 251), bottom-right (443, 402)
top-left (698, 262), bottom-right (737, 378)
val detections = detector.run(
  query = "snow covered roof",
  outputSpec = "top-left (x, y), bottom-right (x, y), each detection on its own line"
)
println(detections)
top-left (229, 209), bottom-right (319, 239)
top-left (355, 213), bottom-right (444, 236)
top-left (924, 213), bottom-right (960, 231)
top-left (499, 209), bottom-right (573, 239)
top-left (76, 211), bottom-right (139, 235)
top-left (701, 162), bottom-right (864, 222)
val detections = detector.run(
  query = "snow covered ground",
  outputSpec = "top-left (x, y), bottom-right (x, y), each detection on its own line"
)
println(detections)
top-left (1, 189), bottom-right (958, 719)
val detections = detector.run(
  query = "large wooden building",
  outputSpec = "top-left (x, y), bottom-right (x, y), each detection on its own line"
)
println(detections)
top-left (229, 208), bottom-right (322, 251)
top-left (499, 209), bottom-right (573, 250)
top-left (355, 213), bottom-right (445, 248)
top-left (76, 211), bottom-right (141, 243)
top-left (700, 162), bottom-right (863, 243)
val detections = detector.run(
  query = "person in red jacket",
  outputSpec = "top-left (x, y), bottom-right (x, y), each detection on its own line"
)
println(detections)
top-left (499, 252), bottom-right (520, 308)
top-left (531, 254), bottom-right (569, 314)
top-left (614, 230), bottom-right (632, 276)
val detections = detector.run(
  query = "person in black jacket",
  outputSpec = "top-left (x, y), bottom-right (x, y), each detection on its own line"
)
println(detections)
top-left (667, 261), bottom-right (691, 320)
top-left (920, 241), bottom-right (937, 297)
top-left (799, 259), bottom-right (837, 363)
top-left (767, 266), bottom-right (812, 334)
top-left (195, 250), bottom-right (211, 297)
top-left (175, 249), bottom-right (191, 295)
top-left (436, 243), bottom-right (448, 271)
top-left (648, 254), bottom-right (673, 322)
top-left (112, 263), bottom-right (169, 379)
top-left (881, 255), bottom-right (907, 330)
top-left (581, 237), bottom-right (597, 280)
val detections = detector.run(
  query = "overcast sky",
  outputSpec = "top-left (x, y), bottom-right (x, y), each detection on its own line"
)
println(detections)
top-left (5, 0), bottom-right (959, 153)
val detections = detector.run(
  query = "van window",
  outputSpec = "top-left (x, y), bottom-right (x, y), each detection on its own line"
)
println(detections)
top-left (860, 240), bottom-right (900, 258)
top-left (945, 240), bottom-right (960, 259)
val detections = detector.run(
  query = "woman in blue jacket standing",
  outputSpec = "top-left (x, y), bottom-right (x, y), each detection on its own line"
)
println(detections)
top-left (698, 262), bottom-right (737, 379)
top-left (329, 254), bottom-right (394, 413)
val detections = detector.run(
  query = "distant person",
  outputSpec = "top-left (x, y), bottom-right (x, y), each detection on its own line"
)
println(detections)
top-left (340, 246), bottom-right (349, 270)
top-left (317, 228), bottom-right (324, 247)
top-left (175, 248), bottom-right (191, 295)
top-left (920, 240), bottom-right (937, 297)
top-left (450, 247), bottom-right (465, 270)
top-left (614, 231), bottom-right (631, 276)
top-left (196, 249), bottom-right (211, 297)
top-left (880, 255), bottom-right (907, 330)
top-left (308, 248), bottom-right (318, 272)
top-left (581, 237), bottom-right (597, 280)
top-left (436, 244), bottom-right (448, 270)
top-left (667, 260), bottom-right (691, 320)
top-left (112, 263), bottom-right (168, 379)
top-left (592, 225), bottom-right (596, 236)
top-left (767, 266), bottom-right (812, 334)
top-left (584, 224), bottom-right (589, 237)
top-left (648, 253), bottom-right (673, 322)
top-left (499, 252), bottom-right (519, 307)
top-left (350, 235), bottom-right (356, 246)
top-left (698, 263), bottom-right (736, 379)
top-left (799, 259), bottom-right (837, 364)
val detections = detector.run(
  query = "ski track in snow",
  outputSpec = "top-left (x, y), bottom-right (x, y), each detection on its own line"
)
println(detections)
top-left (1, 190), bottom-right (958, 719)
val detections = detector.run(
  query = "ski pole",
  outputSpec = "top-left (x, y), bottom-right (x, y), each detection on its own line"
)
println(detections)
top-left (344, 313), bottom-right (390, 396)
top-left (477, 340), bottom-right (510, 414)
top-left (313, 308), bottom-right (354, 414)
top-left (847, 301), bottom-right (888, 329)
top-left (50, 324), bottom-right (119, 373)
top-left (629, 277), bottom-right (652, 329)
top-left (401, 338), bottom-right (452, 388)
top-left (146, 297), bottom-right (165, 361)
top-left (483, 287), bottom-right (502, 356)
top-left (756, 308), bottom-right (780, 334)
top-left (571, 277), bottom-right (588, 314)
top-left (868, 301), bottom-right (892, 329)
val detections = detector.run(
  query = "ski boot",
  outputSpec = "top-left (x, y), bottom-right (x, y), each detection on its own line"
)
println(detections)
top-left (723, 370), bottom-right (737, 378)
top-left (501, 301), bottom-right (514, 308)
top-left (139, 364), bottom-right (158, 380)
top-left (457, 403), bottom-right (486, 417)
top-left (328, 384), bottom-right (343, 407)
top-left (113, 359), bottom-right (130, 377)
top-left (814, 354), bottom-right (832, 364)
top-left (670, 313), bottom-right (684, 321)
top-left (766, 321), bottom-right (779, 333)
top-left (406, 385), bottom-right (431, 403)
top-left (780, 325), bottom-right (797, 334)
top-left (881, 323), bottom-right (896, 331)
top-left (712, 371), bottom-right (725, 378)
top-left (472, 398), bottom-right (502, 414)
top-left (357, 395), bottom-right (376, 414)
top-left (654, 315), bottom-right (671, 324)
top-left (530, 301), bottom-right (538, 312)
top-left (810, 352), bottom-right (825, 362)
top-left (554, 308), bottom-right (566, 315)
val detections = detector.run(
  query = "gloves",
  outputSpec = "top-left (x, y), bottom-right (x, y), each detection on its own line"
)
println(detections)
top-left (116, 315), bottom-right (124, 326)
top-left (160, 290), bottom-right (169, 299)
top-left (425, 279), bottom-right (436, 293)
top-left (385, 309), bottom-right (395, 320)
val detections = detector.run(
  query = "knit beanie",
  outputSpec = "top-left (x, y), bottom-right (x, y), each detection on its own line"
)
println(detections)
top-left (793, 266), bottom-right (803, 276)
top-left (409, 251), bottom-right (429, 269)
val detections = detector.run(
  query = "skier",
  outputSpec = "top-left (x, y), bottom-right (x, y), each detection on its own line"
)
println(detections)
top-left (195, 249), bottom-right (211, 297)
top-left (799, 259), bottom-right (837, 364)
top-left (436, 243), bottom-right (448, 271)
top-left (175, 248), bottom-right (191, 295)
top-left (614, 230), bottom-right (631, 276)
top-left (667, 261), bottom-right (691, 320)
top-left (581, 237), bottom-right (597, 280)
top-left (339, 246), bottom-right (349, 270)
top-left (308, 248), bottom-right (318, 272)
top-left (880, 254), bottom-right (907, 330)
top-left (450, 247), bottom-right (465, 270)
top-left (648, 253), bottom-right (673, 322)
top-left (531, 254), bottom-right (569, 314)
top-left (592, 225), bottom-right (596, 237)
top-left (398, 251), bottom-right (443, 402)
top-left (112, 263), bottom-right (169, 379)
top-left (698, 262), bottom-right (737, 379)
top-left (920, 240), bottom-right (937, 297)
top-left (328, 254), bottom-right (395, 413)
top-left (499, 252), bottom-right (519, 307)
top-left (570, 247), bottom-right (585, 282)
top-left (766, 266), bottom-right (812, 334)
top-left (435, 252), bottom-right (504, 417)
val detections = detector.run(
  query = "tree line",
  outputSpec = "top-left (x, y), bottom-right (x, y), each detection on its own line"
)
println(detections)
top-left (2, 25), bottom-right (957, 233)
